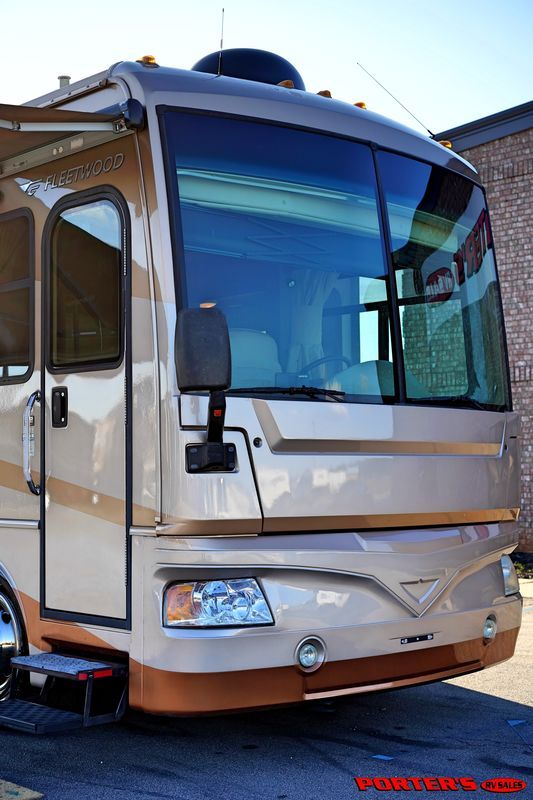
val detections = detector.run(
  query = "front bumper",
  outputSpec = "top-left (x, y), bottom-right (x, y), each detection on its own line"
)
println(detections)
top-left (130, 525), bottom-right (522, 714)
top-left (132, 620), bottom-right (520, 714)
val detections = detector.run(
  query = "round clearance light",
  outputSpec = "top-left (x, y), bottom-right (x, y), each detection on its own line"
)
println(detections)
top-left (296, 637), bottom-right (325, 673)
top-left (483, 616), bottom-right (497, 642)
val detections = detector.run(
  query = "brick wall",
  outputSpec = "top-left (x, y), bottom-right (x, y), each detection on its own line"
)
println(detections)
top-left (460, 129), bottom-right (533, 551)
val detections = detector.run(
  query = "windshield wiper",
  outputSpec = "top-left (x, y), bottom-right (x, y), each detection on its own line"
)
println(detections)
top-left (415, 395), bottom-right (494, 411)
top-left (227, 385), bottom-right (346, 402)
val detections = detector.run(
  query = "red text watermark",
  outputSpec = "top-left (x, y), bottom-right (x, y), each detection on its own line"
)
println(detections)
top-left (353, 776), bottom-right (527, 792)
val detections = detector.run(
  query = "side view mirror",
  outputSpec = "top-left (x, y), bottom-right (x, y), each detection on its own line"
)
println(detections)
top-left (175, 308), bottom-right (236, 473)
top-left (175, 307), bottom-right (231, 392)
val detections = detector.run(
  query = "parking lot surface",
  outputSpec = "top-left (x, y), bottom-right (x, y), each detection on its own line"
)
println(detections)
top-left (1, 609), bottom-right (531, 800)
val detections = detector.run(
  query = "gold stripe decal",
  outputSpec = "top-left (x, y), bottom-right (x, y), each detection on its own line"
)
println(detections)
top-left (266, 440), bottom-right (502, 456)
top-left (46, 474), bottom-right (156, 526)
top-left (0, 458), bottom-right (154, 526)
top-left (263, 508), bottom-right (520, 533)
top-left (0, 458), bottom-right (31, 494)
top-left (46, 475), bottom-right (125, 526)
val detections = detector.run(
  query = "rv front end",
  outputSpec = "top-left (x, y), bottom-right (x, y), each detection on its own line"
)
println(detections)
top-left (129, 524), bottom-right (521, 714)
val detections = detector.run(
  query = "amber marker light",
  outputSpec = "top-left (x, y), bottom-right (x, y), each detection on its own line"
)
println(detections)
top-left (438, 140), bottom-right (453, 149)
top-left (277, 79), bottom-right (295, 88)
top-left (317, 89), bottom-right (332, 98)
top-left (164, 583), bottom-right (197, 623)
top-left (200, 301), bottom-right (216, 308)
top-left (137, 55), bottom-right (159, 67)
top-left (354, 101), bottom-right (367, 109)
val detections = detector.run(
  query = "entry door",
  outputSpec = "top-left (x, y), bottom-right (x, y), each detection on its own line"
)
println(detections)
top-left (43, 190), bottom-right (129, 623)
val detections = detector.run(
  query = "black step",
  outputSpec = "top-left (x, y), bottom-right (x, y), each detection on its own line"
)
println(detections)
top-left (2, 652), bottom-right (129, 734)
top-left (11, 653), bottom-right (126, 681)
top-left (0, 698), bottom-right (82, 734)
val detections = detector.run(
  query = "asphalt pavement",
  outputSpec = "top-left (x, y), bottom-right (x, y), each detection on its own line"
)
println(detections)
top-left (1, 600), bottom-right (531, 800)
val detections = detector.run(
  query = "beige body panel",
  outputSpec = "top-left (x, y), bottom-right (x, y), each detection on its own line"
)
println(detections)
top-left (44, 367), bottom-right (128, 618)
top-left (179, 395), bottom-right (520, 532)
top-left (164, 420), bottom-right (262, 534)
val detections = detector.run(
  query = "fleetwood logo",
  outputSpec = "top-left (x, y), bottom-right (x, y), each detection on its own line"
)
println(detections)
top-left (21, 152), bottom-right (125, 195)
top-left (481, 777), bottom-right (527, 793)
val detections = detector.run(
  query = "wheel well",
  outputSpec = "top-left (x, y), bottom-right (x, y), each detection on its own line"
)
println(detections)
top-left (0, 576), bottom-right (28, 655)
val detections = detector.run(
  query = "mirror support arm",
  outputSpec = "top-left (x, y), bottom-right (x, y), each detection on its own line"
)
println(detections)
top-left (206, 390), bottom-right (226, 445)
top-left (185, 391), bottom-right (236, 473)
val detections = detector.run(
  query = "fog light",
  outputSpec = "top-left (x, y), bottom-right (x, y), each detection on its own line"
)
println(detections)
top-left (500, 555), bottom-right (520, 596)
top-left (299, 643), bottom-right (318, 668)
top-left (296, 637), bottom-right (325, 672)
top-left (483, 616), bottom-right (497, 642)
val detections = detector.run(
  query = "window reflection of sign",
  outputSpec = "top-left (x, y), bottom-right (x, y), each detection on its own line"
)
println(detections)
top-left (425, 267), bottom-right (455, 303)
top-left (453, 208), bottom-right (493, 285)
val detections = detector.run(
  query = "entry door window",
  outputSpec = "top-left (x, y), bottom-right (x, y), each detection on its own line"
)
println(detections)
top-left (0, 211), bottom-right (33, 382)
top-left (49, 199), bottom-right (122, 370)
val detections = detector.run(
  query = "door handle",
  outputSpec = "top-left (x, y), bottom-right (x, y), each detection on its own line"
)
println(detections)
top-left (23, 390), bottom-right (41, 496)
top-left (52, 387), bottom-right (68, 428)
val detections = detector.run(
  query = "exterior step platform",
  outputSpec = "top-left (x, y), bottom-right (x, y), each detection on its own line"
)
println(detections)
top-left (0, 698), bottom-right (82, 734)
top-left (0, 652), bottom-right (128, 734)
top-left (11, 653), bottom-right (126, 681)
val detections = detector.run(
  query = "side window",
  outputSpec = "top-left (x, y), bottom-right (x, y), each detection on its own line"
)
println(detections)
top-left (0, 211), bottom-right (33, 383)
top-left (49, 199), bottom-right (123, 370)
top-left (378, 150), bottom-right (510, 408)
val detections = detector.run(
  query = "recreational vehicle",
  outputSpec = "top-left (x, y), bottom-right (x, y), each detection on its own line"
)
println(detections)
top-left (0, 50), bottom-right (522, 731)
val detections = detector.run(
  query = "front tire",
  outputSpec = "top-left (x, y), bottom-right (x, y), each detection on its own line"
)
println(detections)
top-left (0, 585), bottom-right (26, 701)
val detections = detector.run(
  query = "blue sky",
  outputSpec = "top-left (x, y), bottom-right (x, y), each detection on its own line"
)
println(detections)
top-left (2, 0), bottom-right (531, 134)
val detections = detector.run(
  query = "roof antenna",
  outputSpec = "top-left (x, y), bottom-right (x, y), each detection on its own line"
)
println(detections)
top-left (217, 8), bottom-right (225, 76)
top-left (356, 61), bottom-right (435, 138)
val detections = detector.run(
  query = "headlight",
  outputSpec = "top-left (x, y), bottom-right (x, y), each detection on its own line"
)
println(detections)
top-left (500, 555), bottom-right (520, 596)
top-left (163, 578), bottom-right (274, 627)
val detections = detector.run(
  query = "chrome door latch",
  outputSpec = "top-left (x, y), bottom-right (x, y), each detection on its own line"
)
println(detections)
top-left (23, 390), bottom-right (41, 495)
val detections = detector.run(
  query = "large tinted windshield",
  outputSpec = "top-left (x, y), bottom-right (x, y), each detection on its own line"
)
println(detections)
top-left (166, 111), bottom-right (396, 402)
top-left (165, 111), bottom-right (509, 409)
top-left (378, 152), bottom-right (509, 409)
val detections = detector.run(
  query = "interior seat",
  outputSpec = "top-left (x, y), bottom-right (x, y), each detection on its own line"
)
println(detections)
top-left (229, 329), bottom-right (281, 388)
top-left (326, 360), bottom-right (428, 398)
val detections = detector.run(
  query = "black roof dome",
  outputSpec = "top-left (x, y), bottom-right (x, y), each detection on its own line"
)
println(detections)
top-left (192, 48), bottom-right (306, 91)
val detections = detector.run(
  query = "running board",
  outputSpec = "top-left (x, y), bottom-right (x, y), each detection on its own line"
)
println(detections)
top-left (0, 653), bottom-right (127, 734)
